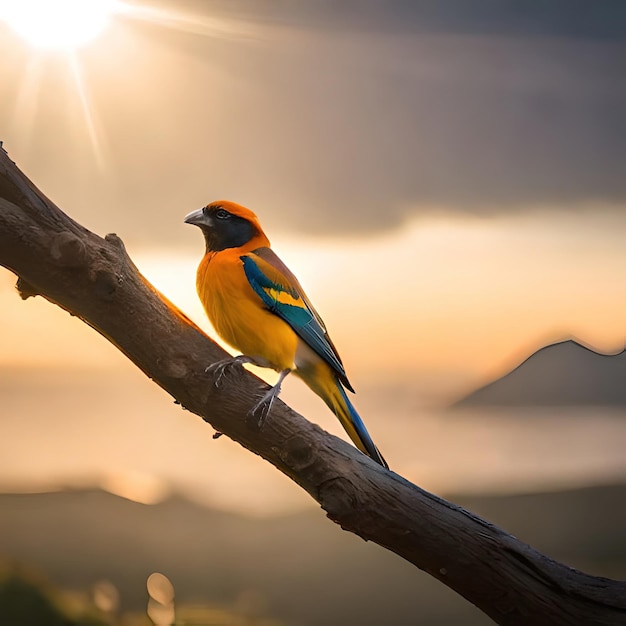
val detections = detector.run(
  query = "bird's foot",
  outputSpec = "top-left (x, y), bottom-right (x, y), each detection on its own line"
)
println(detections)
top-left (205, 355), bottom-right (253, 388)
top-left (246, 396), bottom-right (275, 430)
top-left (245, 369), bottom-right (290, 430)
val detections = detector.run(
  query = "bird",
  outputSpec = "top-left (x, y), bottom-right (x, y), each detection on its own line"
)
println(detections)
top-left (184, 200), bottom-right (388, 468)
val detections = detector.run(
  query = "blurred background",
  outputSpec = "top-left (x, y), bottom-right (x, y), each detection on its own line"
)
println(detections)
top-left (0, 1), bottom-right (625, 624)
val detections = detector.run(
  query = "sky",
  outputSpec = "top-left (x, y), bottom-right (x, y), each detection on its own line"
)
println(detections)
top-left (0, 0), bottom-right (625, 512)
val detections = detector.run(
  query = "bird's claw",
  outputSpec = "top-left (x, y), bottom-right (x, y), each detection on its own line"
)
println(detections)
top-left (205, 361), bottom-right (231, 389)
top-left (246, 396), bottom-right (274, 430)
top-left (205, 355), bottom-right (252, 388)
top-left (244, 369), bottom-right (289, 429)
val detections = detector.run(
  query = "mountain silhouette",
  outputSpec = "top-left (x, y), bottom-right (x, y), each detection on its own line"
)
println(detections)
top-left (454, 339), bottom-right (626, 407)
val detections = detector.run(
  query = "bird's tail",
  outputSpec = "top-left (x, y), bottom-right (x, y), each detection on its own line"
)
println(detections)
top-left (298, 365), bottom-right (388, 469)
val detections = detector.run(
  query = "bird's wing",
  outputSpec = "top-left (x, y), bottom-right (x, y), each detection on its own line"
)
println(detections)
top-left (240, 247), bottom-right (352, 389)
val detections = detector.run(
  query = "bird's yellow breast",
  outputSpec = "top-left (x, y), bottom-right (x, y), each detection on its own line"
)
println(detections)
top-left (197, 251), bottom-right (299, 372)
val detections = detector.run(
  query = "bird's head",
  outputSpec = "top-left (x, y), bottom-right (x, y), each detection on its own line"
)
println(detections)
top-left (184, 200), bottom-right (268, 252)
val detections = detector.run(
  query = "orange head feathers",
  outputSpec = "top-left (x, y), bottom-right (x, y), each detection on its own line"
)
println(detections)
top-left (184, 200), bottom-right (269, 253)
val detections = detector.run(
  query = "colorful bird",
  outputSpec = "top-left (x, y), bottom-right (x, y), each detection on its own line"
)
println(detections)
top-left (185, 200), bottom-right (387, 468)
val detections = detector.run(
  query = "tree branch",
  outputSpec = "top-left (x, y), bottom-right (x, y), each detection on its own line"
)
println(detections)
top-left (1, 144), bottom-right (624, 625)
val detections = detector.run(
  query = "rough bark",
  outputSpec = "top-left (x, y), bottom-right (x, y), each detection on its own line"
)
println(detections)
top-left (0, 143), bottom-right (624, 625)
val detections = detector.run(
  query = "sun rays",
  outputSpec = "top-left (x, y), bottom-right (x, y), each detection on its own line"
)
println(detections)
top-left (119, 2), bottom-right (260, 40)
top-left (1, 0), bottom-right (258, 170)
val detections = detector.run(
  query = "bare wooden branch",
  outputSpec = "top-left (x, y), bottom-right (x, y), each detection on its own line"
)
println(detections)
top-left (1, 144), bottom-right (625, 625)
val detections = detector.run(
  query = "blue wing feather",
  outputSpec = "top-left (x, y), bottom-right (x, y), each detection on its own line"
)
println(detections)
top-left (240, 251), bottom-right (351, 386)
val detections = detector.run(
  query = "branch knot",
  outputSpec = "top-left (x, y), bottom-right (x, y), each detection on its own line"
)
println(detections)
top-left (279, 434), bottom-right (316, 471)
top-left (51, 232), bottom-right (87, 268)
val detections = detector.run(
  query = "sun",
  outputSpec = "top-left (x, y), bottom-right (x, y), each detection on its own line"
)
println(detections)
top-left (0, 0), bottom-right (122, 50)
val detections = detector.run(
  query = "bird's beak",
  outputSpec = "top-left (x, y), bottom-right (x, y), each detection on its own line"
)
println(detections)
top-left (184, 208), bottom-right (210, 227)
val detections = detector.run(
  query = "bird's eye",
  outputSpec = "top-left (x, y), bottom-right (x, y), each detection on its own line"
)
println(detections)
top-left (215, 208), bottom-right (230, 220)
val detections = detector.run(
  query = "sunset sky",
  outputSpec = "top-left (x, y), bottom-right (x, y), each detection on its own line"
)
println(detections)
top-left (0, 0), bottom-right (625, 513)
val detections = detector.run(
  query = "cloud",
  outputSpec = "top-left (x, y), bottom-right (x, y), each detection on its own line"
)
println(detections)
top-left (168, 2), bottom-right (626, 233)
top-left (1, 0), bottom-right (625, 241)
top-left (181, 0), bottom-right (626, 40)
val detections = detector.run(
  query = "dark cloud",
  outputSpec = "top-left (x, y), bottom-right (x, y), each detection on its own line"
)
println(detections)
top-left (178, 0), bottom-right (626, 40)
top-left (1, 0), bottom-right (625, 241)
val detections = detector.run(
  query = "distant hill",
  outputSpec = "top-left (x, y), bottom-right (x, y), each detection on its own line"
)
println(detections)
top-left (453, 339), bottom-right (626, 408)
top-left (2, 485), bottom-right (626, 626)
top-left (0, 489), bottom-right (485, 626)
